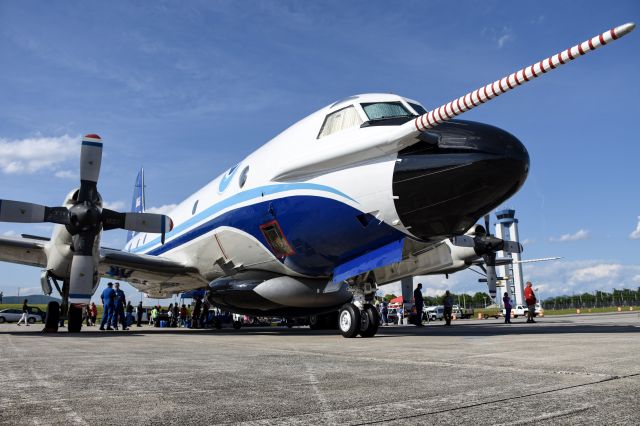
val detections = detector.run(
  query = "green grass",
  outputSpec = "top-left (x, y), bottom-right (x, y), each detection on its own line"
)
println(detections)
top-left (541, 306), bottom-right (639, 316)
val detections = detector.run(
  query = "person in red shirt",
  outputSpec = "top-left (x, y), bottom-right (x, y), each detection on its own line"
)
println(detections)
top-left (524, 281), bottom-right (537, 323)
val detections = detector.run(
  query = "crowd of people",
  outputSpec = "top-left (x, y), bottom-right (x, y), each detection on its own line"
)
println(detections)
top-left (377, 281), bottom-right (539, 327)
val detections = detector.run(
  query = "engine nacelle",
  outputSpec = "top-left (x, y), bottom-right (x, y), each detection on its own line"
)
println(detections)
top-left (207, 272), bottom-right (352, 317)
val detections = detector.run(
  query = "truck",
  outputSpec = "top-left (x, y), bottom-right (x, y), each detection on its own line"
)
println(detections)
top-left (502, 303), bottom-right (542, 318)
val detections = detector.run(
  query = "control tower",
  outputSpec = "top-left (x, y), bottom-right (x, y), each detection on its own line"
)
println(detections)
top-left (494, 209), bottom-right (525, 305)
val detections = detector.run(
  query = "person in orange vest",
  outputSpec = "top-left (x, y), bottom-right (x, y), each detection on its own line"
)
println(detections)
top-left (524, 282), bottom-right (537, 323)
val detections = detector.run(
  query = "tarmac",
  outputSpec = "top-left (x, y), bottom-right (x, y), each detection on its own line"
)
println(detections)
top-left (0, 311), bottom-right (638, 425)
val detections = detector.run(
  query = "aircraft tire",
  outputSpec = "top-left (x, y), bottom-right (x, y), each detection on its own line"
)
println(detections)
top-left (43, 301), bottom-right (60, 333)
top-left (359, 304), bottom-right (380, 338)
top-left (232, 320), bottom-right (242, 330)
top-left (338, 304), bottom-right (360, 338)
top-left (67, 305), bottom-right (83, 333)
top-left (308, 315), bottom-right (320, 330)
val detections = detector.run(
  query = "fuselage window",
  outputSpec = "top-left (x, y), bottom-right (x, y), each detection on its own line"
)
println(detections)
top-left (361, 102), bottom-right (411, 120)
top-left (317, 105), bottom-right (363, 139)
top-left (239, 166), bottom-right (249, 188)
top-left (192, 200), bottom-right (199, 215)
top-left (408, 102), bottom-right (427, 115)
top-left (260, 220), bottom-right (295, 259)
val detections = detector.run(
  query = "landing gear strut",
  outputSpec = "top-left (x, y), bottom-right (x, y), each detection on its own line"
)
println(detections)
top-left (339, 273), bottom-right (380, 338)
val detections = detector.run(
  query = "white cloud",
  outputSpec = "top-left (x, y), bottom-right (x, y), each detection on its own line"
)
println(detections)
top-left (102, 200), bottom-right (126, 211)
top-left (549, 229), bottom-right (589, 242)
top-left (570, 264), bottom-right (622, 283)
top-left (497, 33), bottom-right (512, 48)
top-left (0, 135), bottom-right (80, 175)
top-left (146, 204), bottom-right (178, 215)
top-left (629, 216), bottom-right (640, 239)
top-left (521, 238), bottom-right (535, 245)
top-left (54, 170), bottom-right (76, 179)
top-left (523, 260), bottom-right (640, 296)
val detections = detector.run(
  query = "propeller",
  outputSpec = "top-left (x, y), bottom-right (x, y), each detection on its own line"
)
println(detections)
top-left (452, 213), bottom-right (522, 301)
top-left (0, 134), bottom-right (173, 305)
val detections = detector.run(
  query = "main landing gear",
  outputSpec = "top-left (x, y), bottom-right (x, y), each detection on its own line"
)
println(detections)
top-left (42, 275), bottom-right (84, 333)
top-left (338, 273), bottom-right (380, 338)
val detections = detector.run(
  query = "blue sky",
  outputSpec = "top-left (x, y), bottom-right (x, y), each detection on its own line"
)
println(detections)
top-left (0, 1), bottom-right (638, 303)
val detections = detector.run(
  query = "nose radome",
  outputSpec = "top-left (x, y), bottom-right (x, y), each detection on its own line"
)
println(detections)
top-left (392, 120), bottom-right (529, 241)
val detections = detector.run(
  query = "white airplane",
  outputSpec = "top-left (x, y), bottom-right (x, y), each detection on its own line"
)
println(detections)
top-left (0, 23), bottom-right (634, 337)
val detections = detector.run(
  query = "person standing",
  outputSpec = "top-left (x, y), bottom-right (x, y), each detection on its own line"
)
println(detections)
top-left (90, 302), bottom-right (97, 326)
top-left (192, 297), bottom-right (202, 329)
top-left (413, 283), bottom-right (424, 326)
top-left (99, 282), bottom-right (116, 331)
top-left (0, 290), bottom-right (3, 304)
top-left (125, 301), bottom-right (134, 327)
top-left (524, 281), bottom-right (537, 323)
top-left (201, 298), bottom-right (210, 328)
top-left (503, 292), bottom-right (512, 324)
top-left (443, 290), bottom-right (453, 326)
top-left (136, 301), bottom-right (143, 327)
top-left (85, 304), bottom-right (92, 326)
top-left (112, 283), bottom-right (128, 330)
top-left (381, 301), bottom-right (389, 326)
top-left (17, 299), bottom-right (30, 326)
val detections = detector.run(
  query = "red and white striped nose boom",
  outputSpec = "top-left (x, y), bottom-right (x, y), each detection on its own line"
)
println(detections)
top-left (411, 22), bottom-right (635, 132)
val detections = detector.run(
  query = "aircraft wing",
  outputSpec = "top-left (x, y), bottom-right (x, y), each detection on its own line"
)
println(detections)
top-left (99, 248), bottom-right (208, 297)
top-left (0, 235), bottom-right (48, 268)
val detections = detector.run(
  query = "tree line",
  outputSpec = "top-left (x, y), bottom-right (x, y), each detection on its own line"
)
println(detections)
top-left (383, 287), bottom-right (640, 309)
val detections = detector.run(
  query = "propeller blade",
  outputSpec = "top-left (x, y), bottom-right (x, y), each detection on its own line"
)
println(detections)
top-left (69, 232), bottom-right (99, 305)
top-left (486, 265), bottom-right (497, 301)
top-left (484, 214), bottom-right (491, 236)
top-left (102, 209), bottom-right (173, 234)
top-left (451, 235), bottom-right (475, 247)
top-left (77, 134), bottom-right (103, 203)
top-left (0, 200), bottom-right (46, 222)
top-left (502, 240), bottom-right (523, 254)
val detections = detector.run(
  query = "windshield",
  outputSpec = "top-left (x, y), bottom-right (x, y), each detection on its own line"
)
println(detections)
top-left (361, 102), bottom-right (411, 120)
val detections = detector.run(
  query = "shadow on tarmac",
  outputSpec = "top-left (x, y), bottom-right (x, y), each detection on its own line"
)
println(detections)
top-left (1, 320), bottom-right (638, 338)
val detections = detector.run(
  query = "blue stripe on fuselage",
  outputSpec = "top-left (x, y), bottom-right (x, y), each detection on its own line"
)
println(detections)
top-left (135, 194), bottom-right (404, 277)
top-left (132, 183), bottom-right (357, 254)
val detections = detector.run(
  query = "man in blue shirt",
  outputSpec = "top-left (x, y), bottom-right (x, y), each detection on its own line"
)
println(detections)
top-left (112, 282), bottom-right (129, 330)
top-left (100, 282), bottom-right (116, 331)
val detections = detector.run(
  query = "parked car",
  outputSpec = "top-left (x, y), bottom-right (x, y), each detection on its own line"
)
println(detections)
top-left (426, 306), bottom-right (444, 321)
top-left (501, 304), bottom-right (542, 318)
top-left (0, 309), bottom-right (42, 324)
top-left (27, 306), bottom-right (47, 323)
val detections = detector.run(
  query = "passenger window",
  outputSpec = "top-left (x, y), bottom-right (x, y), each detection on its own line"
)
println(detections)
top-left (192, 200), bottom-right (199, 215)
top-left (239, 166), bottom-right (249, 188)
top-left (318, 105), bottom-right (363, 138)
top-left (260, 220), bottom-right (295, 258)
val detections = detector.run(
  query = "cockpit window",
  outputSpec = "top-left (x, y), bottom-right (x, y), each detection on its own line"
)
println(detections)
top-left (408, 102), bottom-right (427, 115)
top-left (361, 102), bottom-right (411, 120)
top-left (318, 105), bottom-right (363, 139)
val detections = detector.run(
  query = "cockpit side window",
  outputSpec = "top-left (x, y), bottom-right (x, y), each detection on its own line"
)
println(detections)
top-left (361, 102), bottom-right (411, 120)
top-left (408, 102), bottom-right (427, 115)
top-left (317, 105), bottom-right (363, 139)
